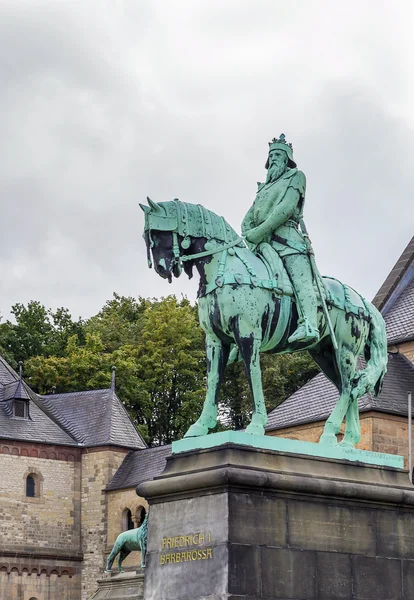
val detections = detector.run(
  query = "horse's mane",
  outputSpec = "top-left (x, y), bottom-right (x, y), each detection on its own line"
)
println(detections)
top-left (159, 200), bottom-right (239, 243)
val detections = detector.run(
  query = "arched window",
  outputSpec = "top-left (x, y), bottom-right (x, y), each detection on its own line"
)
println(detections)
top-left (136, 506), bottom-right (146, 527)
top-left (122, 508), bottom-right (134, 531)
top-left (26, 475), bottom-right (36, 497)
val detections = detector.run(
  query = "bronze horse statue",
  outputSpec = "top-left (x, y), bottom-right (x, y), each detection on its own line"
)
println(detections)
top-left (141, 198), bottom-right (387, 447)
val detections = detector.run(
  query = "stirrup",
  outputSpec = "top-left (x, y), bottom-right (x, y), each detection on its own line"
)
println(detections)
top-left (288, 318), bottom-right (319, 344)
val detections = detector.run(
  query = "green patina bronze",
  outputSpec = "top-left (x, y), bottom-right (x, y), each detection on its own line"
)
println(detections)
top-left (105, 511), bottom-right (148, 572)
top-left (172, 431), bottom-right (403, 469)
top-left (140, 135), bottom-right (388, 448)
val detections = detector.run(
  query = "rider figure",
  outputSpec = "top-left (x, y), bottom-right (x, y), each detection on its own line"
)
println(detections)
top-left (241, 134), bottom-right (320, 345)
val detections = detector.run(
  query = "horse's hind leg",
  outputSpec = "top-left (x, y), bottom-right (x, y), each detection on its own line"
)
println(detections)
top-left (184, 335), bottom-right (230, 437)
top-left (234, 331), bottom-right (267, 435)
top-left (319, 345), bottom-right (357, 446)
top-left (105, 545), bottom-right (119, 572)
top-left (341, 393), bottom-right (360, 447)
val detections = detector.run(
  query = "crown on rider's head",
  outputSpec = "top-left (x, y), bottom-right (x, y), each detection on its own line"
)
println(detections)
top-left (268, 134), bottom-right (293, 150)
top-left (265, 133), bottom-right (296, 169)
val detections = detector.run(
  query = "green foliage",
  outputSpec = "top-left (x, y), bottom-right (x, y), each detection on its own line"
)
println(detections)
top-left (132, 297), bottom-right (206, 445)
top-left (0, 294), bottom-right (318, 445)
top-left (219, 352), bottom-right (318, 430)
top-left (0, 301), bottom-right (85, 367)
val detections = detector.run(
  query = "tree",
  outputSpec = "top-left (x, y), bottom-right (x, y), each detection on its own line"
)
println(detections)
top-left (0, 301), bottom-right (85, 367)
top-left (219, 352), bottom-right (319, 430)
top-left (0, 294), bottom-right (318, 445)
top-left (85, 293), bottom-right (149, 352)
top-left (132, 296), bottom-right (206, 445)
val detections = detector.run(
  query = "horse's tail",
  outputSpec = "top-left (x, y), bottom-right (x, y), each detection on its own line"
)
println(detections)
top-left (351, 300), bottom-right (387, 401)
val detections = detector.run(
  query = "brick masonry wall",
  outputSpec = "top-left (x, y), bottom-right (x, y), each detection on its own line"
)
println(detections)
top-left (267, 414), bottom-right (373, 451)
top-left (0, 560), bottom-right (81, 600)
top-left (371, 413), bottom-right (412, 468)
top-left (80, 448), bottom-right (128, 600)
top-left (106, 488), bottom-right (148, 570)
top-left (0, 452), bottom-right (81, 553)
top-left (395, 340), bottom-right (414, 363)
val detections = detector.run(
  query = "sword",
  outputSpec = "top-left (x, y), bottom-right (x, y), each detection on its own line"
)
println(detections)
top-left (299, 219), bottom-right (338, 351)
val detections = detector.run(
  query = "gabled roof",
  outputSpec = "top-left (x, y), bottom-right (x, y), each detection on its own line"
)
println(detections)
top-left (266, 352), bottom-right (414, 432)
top-left (372, 236), bottom-right (414, 311)
top-left (0, 357), bottom-right (78, 446)
top-left (106, 444), bottom-right (172, 491)
top-left (39, 389), bottom-right (147, 450)
top-left (0, 354), bottom-right (146, 449)
top-left (3, 380), bottom-right (31, 401)
top-left (384, 270), bottom-right (414, 344)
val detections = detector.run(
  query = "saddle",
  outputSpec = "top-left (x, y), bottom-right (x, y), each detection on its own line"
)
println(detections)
top-left (256, 242), bottom-right (293, 296)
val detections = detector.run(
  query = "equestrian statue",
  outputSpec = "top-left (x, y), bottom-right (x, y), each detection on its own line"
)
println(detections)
top-left (140, 135), bottom-right (387, 448)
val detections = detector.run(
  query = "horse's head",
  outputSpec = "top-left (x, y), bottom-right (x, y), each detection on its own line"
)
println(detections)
top-left (140, 198), bottom-right (183, 283)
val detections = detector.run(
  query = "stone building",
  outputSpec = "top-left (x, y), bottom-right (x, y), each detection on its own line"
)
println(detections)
top-left (266, 236), bottom-right (414, 465)
top-left (0, 360), bottom-right (150, 600)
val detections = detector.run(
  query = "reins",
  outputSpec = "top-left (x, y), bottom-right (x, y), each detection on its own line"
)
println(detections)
top-left (180, 237), bottom-right (244, 262)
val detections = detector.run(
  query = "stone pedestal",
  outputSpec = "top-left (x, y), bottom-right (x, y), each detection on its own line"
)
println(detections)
top-left (137, 442), bottom-right (414, 600)
top-left (90, 570), bottom-right (144, 599)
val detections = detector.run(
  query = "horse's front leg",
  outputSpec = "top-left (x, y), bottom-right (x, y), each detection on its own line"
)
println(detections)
top-left (234, 329), bottom-right (267, 435)
top-left (118, 549), bottom-right (130, 573)
top-left (184, 336), bottom-right (229, 437)
top-left (140, 540), bottom-right (147, 568)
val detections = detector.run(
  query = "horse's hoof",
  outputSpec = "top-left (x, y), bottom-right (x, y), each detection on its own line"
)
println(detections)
top-left (245, 423), bottom-right (265, 435)
top-left (184, 423), bottom-right (209, 437)
top-left (338, 440), bottom-right (356, 449)
top-left (319, 433), bottom-right (338, 446)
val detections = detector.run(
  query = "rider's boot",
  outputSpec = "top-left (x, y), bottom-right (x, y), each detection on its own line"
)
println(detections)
top-left (284, 254), bottom-right (320, 345)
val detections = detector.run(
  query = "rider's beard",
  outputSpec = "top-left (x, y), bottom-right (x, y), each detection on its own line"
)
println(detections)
top-left (266, 162), bottom-right (286, 183)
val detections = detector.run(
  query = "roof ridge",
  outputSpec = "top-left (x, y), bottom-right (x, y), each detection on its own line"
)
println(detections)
top-left (108, 391), bottom-right (148, 449)
top-left (373, 235), bottom-right (414, 310)
top-left (0, 356), bottom-right (19, 383)
top-left (42, 388), bottom-right (112, 399)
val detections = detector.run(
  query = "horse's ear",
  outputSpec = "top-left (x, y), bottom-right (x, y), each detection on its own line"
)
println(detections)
top-left (147, 196), bottom-right (161, 212)
top-left (139, 203), bottom-right (150, 214)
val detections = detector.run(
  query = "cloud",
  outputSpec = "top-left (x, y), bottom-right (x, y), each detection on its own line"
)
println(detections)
top-left (0, 0), bottom-right (412, 320)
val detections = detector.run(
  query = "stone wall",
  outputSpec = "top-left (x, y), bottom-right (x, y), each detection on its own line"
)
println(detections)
top-left (394, 340), bottom-right (414, 363)
top-left (106, 488), bottom-right (148, 570)
top-left (80, 447), bottom-right (129, 600)
top-left (371, 412), bottom-right (411, 467)
top-left (0, 444), bottom-right (81, 552)
top-left (0, 559), bottom-right (81, 600)
top-left (0, 441), bottom-right (82, 600)
top-left (268, 413), bottom-right (373, 451)
top-left (269, 412), bottom-right (414, 469)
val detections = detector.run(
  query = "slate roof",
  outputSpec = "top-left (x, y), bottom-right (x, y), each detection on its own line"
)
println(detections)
top-left (0, 357), bottom-right (78, 446)
top-left (384, 273), bottom-right (414, 344)
top-left (372, 236), bottom-right (414, 310)
top-left (39, 390), bottom-right (147, 450)
top-left (106, 444), bottom-right (172, 491)
top-left (0, 355), bottom-right (146, 449)
top-left (266, 352), bottom-right (414, 432)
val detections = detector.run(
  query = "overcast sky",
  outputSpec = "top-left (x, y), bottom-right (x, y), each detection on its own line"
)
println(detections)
top-left (0, 0), bottom-right (413, 321)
